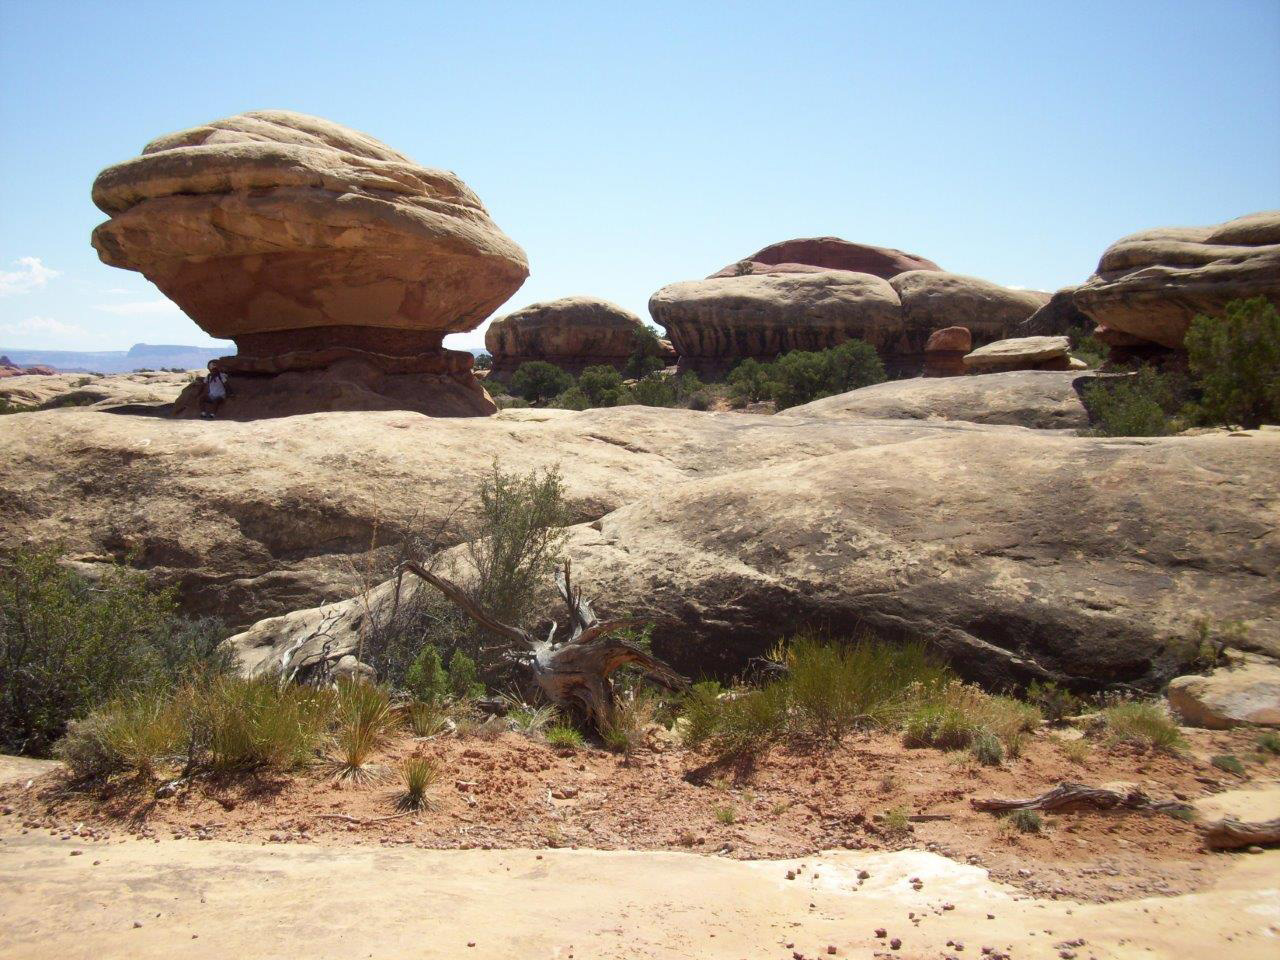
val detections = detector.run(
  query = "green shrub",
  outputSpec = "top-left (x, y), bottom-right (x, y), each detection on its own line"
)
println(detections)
top-left (510, 361), bottom-right (574, 404)
top-left (971, 731), bottom-right (1004, 766)
top-left (682, 682), bottom-right (790, 761)
top-left (0, 548), bottom-right (232, 756)
top-left (1211, 753), bottom-right (1245, 776)
top-left (545, 724), bottom-right (584, 749)
top-left (493, 394), bottom-right (530, 409)
top-left (881, 806), bottom-right (911, 835)
top-left (447, 649), bottom-right (485, 700)
top-left (1101, 700), bottom-right (1184, 751)
top-left (332, 680), bottom-right (399, 781)
top-left (577, 365), bottom-right (630, 407)
top-left (551, 386), bottom-right (591, 410)
top-left (630, 373), bottom-right (678, 407)
top-left (1007, 809), bottom-right (1043, 834)
top-left (56, 692), bottom-right (184, 780)
top-left (398, 755), bottom-right (441, 811)
top-left (1184, 297), bottom-right (1280, 429)
top-left (903, 683), bottom-right (1039, 755)
top-left (406, 700), bottom-right (450, 737)
top-left (1258, 732), bottom-right (1280, 755)
top-left (601, 687), bottom-right (657, 755)
top-left (508, 703), bottom-right (557, 736)
top-left (473, 352), bottom-right (493, 371)
top-left (404, 645), bottom-right (449, 703)
top-left (624, 326), bottom-right (668, 379)
top-left (1070, 330), bottom-right (1109, 369)
top-left (714, 805), bottom-right (736, 824)
top-left (1082, 367), bottom-right (1177, 436)
top-left (726, 358), bottom-right (773, 403)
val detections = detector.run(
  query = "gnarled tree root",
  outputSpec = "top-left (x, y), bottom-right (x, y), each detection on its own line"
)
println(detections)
top-left (972, 781), bottom-right (1191, 816)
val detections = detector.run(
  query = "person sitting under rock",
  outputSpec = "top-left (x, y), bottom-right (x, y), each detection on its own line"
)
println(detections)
top-left (200, 361), bottom-right (229, 419)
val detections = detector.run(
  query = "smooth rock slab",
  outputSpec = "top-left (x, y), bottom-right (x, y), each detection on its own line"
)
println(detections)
top-left (964, 335), bottom-right (1072, 372)
top-left (1168, 661), bottom-right (1280, 728)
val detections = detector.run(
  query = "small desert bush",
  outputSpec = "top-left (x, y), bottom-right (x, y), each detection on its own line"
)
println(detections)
top-left (1258, 732), bottom-right (1280, 755)
top-left (903, 683), bottom-right (1039, 756)
top-left (971, 731), bottom-right (1004, 766)
top-left (1059, 736), bottom-right (1091, 765)
top-left (1026, 679), bottom-right (1083, 724)
top-left (1006, 809), bottom-right (1043, 834)
top-left (446, 649), bottom-right (484, 700)
top-left (508, 703), bottom-right (558, 736)
top-left (0, 547), bottom-right (232, 756)
top-left (727, 340), bottom-right (886, 409)
top-left (629, 372), bottom-right (678, 407)
top-left (1100, 700), bottom-right (1184, 751)
top-left (397, 755), bottom-right (441, 811)
top-left (1082, 366), bottom-right (1177, 437)
top-left (601, 687), bottom-right (658, 754)
top-left (1184, 297), bottom-right (1280, 429)
top-left (332, 680), bottom-right (399, 781)
top-left (1211, 753), bottom-right (1246, 776)
top-left (576, 365), bottom-right (630, 407)
top-left (881, 806), bottom-right (911, 836)
top-left (545, 724), bottom-right (585, 749)
top-left (714, 805), bottom-right (737, 825)
top-left (56, 692), bottom-right (184, 780)
top-left (406, 699), bottom-right (451, 737)
top-left (200, 676), bottom-right (334, 772)
top-left (682, 681), bottom-right (791, 761)
top-left (404, 645), bottom-right (449, 704)
top-left (510, 361), bottom-right (573, 404)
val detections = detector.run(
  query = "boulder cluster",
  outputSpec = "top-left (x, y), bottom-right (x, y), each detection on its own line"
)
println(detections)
top-left (90, 110), bottom-right (528, 417)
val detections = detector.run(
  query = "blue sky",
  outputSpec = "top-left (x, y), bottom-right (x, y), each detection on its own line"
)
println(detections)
top-left (1, 0), bottom-right (1277, 353)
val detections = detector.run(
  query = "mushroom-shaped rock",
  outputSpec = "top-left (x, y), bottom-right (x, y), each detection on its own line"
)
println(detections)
top-left (649, 271), bottom-right (903, 377)
top-left (484, 297), bottom-right (664, 378)
top-left (709, 237), bottom-right (941, 280)
top-left (90, 110), bottom-right (529, 418)
top-left (964, 335), bottom-right (1076, 373)
top-left (922, 326), bottom-right (972, 377)
top-left (1073, 211), bottom-right (1280, 349)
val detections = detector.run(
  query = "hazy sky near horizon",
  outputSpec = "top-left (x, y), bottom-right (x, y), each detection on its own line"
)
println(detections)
top-left (1, 0), bottom-right (1278, 353)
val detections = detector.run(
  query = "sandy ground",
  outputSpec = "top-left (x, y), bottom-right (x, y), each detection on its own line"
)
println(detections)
top-left (1, 831), bottom-right (1277, 960)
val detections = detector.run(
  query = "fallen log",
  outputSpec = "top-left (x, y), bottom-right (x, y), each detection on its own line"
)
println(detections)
top-left (392, 558), bottom-right (687, 730)
top-left (1202, 817), bottom-right (1280, 850)
top-left (972, 781), bottom-right (1190, 816)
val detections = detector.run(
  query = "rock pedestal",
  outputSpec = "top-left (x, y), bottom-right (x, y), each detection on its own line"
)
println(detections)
top-left (922, 326), bottom-right (972, 377)
top-left (90, 110), bottom-right (528, 418)
top-left (484, 297), bottom-right (669, 379)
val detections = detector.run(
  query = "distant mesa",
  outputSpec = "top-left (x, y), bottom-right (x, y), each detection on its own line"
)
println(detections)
top-left (707, 236), bottom-right (941, 280)
top-left (485, 297), bottom-right (671, 379)
top-left (1074, 210), bottom-right (1280, 350)
top-left (651, 237), bottom-right (1047, 377)
top-left (90, 110), bottom-right (528, 418)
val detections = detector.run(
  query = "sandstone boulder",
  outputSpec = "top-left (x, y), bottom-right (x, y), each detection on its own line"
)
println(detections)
top-left (1167, 660), bottom-right (1280, 729)
top-left (650, 271), bottom-right (903, 376)
top-left (785, 370), bottom-right (1093, 429)
top-left (964, 336), bottom-right (1074, 373)
top-left (90, 110), bottom-right (528, 417)
top-left (922, 325), bottom-right (971, 377)
top-left (228, 426), bottom-right (1280, 689)
top-left (709, 237), bottom-right (941, 280)
top-left (484, 297), bottom-right (662, 378)
top-left (1073, 211), bottom-right (1280, 349)
top-left (891, 271), bottom-right (1051, 363)
top-left (1019, 286), bottom-right (1093, 338)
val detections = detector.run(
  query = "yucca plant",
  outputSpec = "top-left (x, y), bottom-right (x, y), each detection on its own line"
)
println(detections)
top-left (508, 702), bottom-right (558, 736)
top-left (397, 755), bottom-right (441, 811)
top-left (332, 680), bottom-right (399, 782)
top-left (406, 700), bottom-right (451, 738)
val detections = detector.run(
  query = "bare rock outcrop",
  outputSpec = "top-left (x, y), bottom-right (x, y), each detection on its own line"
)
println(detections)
top-left (785, 370), bottom-right (1093, 429)
top-left (650, 271), bottom-right (903, 376)
top-left (708, 236), bottom-right (941, 280)
top-left (1073, 211), bottom-right (1280, 349)
top-left (227, 426), bottom-right (1280, 689)
top-left (484, 297), bottom-right (665, 378)
top-left (1167, 659), bottom-right (1280, 729)
top-left (90, 110), bottom-right (528, 418)
top-left (1019, 285), bottom-right (1093, 338)
top-left (964, 335), bottom-right (1082, 373)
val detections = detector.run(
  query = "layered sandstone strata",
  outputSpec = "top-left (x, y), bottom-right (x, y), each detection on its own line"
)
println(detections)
top-left (1073, 211), bottom-right (1280, 349)
top-left (484, 296), bottom-right (671, 378)
top-left (708, 236), bottom-right (941, 280)
top-left (90, 110), bottom-right (528, 417)
top-left (963, 336), bottom-right (1084, 373)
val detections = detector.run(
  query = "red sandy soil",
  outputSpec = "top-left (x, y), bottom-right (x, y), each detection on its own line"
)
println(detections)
top-left (2, 724), bottom-right (1275, 905)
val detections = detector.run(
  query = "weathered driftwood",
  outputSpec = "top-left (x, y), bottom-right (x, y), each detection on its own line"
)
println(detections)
top-left (392, 558), bottom-right (687, 729)
top-left (972, 781), bottom-right (1190, 815)
top-left (1202, 817), bottom-right (1280, 850)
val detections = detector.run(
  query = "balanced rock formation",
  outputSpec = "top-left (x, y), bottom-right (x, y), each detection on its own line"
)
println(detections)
top-left (922, 326), bottom-right (971, 377)
top-left (785, 370), bottom-right (1093, 430)
top-left (484, 297), bottom-right (671, 378)
top-left (90, 110), bottom-right (528, 418)
top-left (1167, 659), bottom-right (1280, 729)
top-left (708, 236), bottom-right (941, 280)
top-left (650, 271), bottom-right (903, 376)
top-left (964, 336), bottom-right (1083, 374)
top-left (1074, 210), bottom-right (1280, 349)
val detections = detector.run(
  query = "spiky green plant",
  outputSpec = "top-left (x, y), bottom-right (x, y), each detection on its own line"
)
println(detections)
top-left (332, 680), bottom-right (399, 782)
top-left (397, 755), bottom-right (441, 811)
